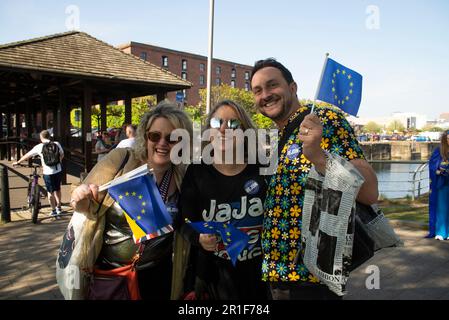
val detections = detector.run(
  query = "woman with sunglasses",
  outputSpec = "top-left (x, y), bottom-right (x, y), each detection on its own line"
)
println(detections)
top-left (178, 100), bottom-right (268, 300)
top-left (428, 130), bottom-right (449, 240)
top-left (68, 101), bottom-right (192, 299)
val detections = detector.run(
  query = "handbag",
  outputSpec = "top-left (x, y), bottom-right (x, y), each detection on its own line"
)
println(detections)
top-left (56, 150), bottom-right (130, 300)
top-left (87, 255), bottom-right (141, 300)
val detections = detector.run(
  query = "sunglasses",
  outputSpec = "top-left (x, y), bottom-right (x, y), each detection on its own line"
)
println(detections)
top-left (210, 117), bottom-right (242, 130)
top-left (146, 131), bottom-right (180, 145)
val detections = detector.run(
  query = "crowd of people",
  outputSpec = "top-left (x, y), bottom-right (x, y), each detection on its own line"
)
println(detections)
top-left (60, 58), bottom-right (447, 301)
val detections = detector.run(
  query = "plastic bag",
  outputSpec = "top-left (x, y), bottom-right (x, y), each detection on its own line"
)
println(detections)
top-left (301, 152), bottom-right (365, 296)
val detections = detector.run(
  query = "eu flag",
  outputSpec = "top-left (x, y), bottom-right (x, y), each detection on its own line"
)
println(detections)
top-left (108, 174), bottom-right (173, 244)
top-left (317, 58), bottom-right (363, 116)
top-left (186, 220), bottom-right (250, 266)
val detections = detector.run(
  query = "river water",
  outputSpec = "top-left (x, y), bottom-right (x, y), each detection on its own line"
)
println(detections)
top-left (371, 162), bottom-right (429, 199)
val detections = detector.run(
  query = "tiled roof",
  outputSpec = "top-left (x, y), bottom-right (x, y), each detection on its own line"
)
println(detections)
top-left (0, 31), bottom-right (191, 88)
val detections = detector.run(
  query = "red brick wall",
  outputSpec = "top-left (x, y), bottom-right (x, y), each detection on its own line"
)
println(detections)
top-left (124, 43), bottom-right (253, 106)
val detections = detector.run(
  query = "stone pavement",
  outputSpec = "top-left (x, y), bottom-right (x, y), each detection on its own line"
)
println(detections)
top-left (1, 161), bottom-right (449, 300)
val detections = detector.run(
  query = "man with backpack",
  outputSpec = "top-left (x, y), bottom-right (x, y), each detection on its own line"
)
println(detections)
top-left (13, 130), bottom-right (65, 218)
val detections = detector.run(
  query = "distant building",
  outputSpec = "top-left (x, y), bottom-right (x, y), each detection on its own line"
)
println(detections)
top-left (118, 42), bottom-right (253, 106)
top-left (439, 112), bottom-right (449, 122)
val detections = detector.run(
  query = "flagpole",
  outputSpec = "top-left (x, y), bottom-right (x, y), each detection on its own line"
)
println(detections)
top-left (310, 52), bottom-right (329, 114)
top-left (206, 0), bottom-right (215, 115)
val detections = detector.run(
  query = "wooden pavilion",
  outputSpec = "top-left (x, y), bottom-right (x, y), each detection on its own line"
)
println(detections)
top-left (0, 31), bottom-right (191, 176)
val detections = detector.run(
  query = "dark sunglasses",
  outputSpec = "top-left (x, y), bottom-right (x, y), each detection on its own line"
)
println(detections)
top-left (210, 117), bottom-right (242, 130)
top-left (146, 131), bottom-right (180, 144)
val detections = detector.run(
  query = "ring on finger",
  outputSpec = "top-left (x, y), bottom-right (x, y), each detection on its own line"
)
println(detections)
top-left (304, 128), bottom-right (310, 135)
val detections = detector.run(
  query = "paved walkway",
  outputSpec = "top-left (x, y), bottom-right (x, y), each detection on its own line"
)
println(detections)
top-left (1, 161), bottom-right (449, 300)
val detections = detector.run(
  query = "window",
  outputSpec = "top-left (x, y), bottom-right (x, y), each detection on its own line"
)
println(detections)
top-left (245, 71), bottom-right (250, 80)
top-left (162, 56), bottom-right (168, 67)
top-left (181, 72), bottom-right (187, 80)
top-left (182, 59), bottom-right (187, 71)
top-left (215, 78), bottom-right (221, 86)
top-left (216, 66), bottom-right (221, 75)
top-left (200, 63), bottom-right (205, 72)
top-left (140, 52), bottom-right (147, 61)
top-left (231, 68), bottom-right (236, 78)
top-left (231, 80), bottom-right (236, 88)
top-left (199, 75), bottom-right (205, 85)
top-left (244, 82), bottom-right (250, 91)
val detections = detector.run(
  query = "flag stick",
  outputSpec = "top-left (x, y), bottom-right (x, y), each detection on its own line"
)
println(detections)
top-left (206, 0), bottom-right (215, 115)
top-left (98, 165), bottom-right (153, 192)
top-left (310, 53), bottom-right (329, 114)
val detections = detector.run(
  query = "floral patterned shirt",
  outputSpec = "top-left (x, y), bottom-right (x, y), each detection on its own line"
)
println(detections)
top-left (261, 105), bottom-right (365, 283)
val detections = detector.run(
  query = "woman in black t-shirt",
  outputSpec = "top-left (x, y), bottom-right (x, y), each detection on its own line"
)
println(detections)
top-left (179, 100), bottom-right (268, 300)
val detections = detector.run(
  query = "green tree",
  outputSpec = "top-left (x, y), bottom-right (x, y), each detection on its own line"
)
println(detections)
top-left (69, 95), bottom-right (157, 130)
top-left (387, 120), bottom-right (405, 133)
top-left (363, 121), bottom-right (382, 133)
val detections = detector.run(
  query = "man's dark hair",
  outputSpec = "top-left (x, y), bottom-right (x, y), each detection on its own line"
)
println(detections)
top-left (250, 58), bottom-right (294, 86)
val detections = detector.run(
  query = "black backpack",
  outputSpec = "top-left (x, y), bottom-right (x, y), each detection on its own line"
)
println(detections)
top-left (42, 142), bottom-right (61, 167)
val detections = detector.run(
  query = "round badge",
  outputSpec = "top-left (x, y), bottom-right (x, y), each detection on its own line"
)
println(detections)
top-left (287, 143), bottom-right (300, 160)
top-left (244, 180), bottom-right (260, 195)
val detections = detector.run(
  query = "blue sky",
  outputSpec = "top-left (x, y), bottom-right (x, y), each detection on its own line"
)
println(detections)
top-left (1, 0), bottom-right (448, 119)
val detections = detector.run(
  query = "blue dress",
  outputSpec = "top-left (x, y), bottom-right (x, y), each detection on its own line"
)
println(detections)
top-left (428, 148), bottom-right (449, 239)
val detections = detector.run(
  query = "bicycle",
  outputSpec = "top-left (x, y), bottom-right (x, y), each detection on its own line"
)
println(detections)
top-left (14, 161), bottom-right (44, 224)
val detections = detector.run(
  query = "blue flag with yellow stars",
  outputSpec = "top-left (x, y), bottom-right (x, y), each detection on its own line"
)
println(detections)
top-left (108, 174), bottom-right (173, 244)
top-left (186, 219), bottom-right (250, 266)
top-left (317, 58), bottom-right (363, 116)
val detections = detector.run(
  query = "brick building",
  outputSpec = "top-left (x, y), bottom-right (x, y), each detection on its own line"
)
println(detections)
top-left (119, 42), bottom-right (253, 106)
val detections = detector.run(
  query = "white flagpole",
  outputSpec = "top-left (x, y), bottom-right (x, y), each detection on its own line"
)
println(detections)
top-left (310, 52), bottom-right (329, 114)
top-left (206, 0), bottom-right (215, 115)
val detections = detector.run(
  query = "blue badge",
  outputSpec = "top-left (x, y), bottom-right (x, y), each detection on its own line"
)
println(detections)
top-left (244, 180), bottom-right (260, 195)
top-left (287, 144), bottom-right (300, 160)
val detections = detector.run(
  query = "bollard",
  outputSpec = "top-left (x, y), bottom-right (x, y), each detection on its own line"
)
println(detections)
top-left (0, 165), bottom-right (11, 223)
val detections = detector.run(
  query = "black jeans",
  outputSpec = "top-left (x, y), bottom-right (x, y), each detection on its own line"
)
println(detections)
top-left (269, 282), bottom-right (342, 300)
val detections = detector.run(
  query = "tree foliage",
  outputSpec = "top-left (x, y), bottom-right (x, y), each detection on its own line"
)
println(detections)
top-left (69, 96), bottom-right (157, 129)
top-left (387, 120), bottom-right (405, 133)
top-left (363, 121), bottom-right (382, 133)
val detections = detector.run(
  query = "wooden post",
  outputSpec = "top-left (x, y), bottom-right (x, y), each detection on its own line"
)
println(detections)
top-left (41, 93), bottom-right (47, 130)
top-left (82, 83), bottom-right (93, 172)
top-left (6, 110), bottom-right (11, 161)
top-left (157, 91), bottom-right (166, 103)
top-left (100, 96), bottom-right (107, 133)
top-left (125, 94), bottom-right (132, 125)
top-left (0, 112), bottom-right (4, 160)
top-left (58, 89), bottom-right (68, 185)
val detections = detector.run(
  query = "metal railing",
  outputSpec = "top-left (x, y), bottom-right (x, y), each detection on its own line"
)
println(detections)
top-left (368, 160), bottom-right (429, 200)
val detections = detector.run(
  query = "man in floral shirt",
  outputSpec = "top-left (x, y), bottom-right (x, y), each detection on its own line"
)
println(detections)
top-left (250, 58), bottom-right (379, 300)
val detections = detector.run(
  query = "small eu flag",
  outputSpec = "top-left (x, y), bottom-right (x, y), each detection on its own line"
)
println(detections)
top-left (186, 219), bottom-right (250, 266)
top-left (108, 174), bottom-right (173, 244)
top-left (317, 58), bottom-right (363, 116)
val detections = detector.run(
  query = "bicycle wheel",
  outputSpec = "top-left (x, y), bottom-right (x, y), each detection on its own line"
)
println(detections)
top-left (31, 185), bottom-right (40, 224)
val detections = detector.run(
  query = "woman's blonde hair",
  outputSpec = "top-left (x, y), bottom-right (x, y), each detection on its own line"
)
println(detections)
top-left (133, 100), bottom-right (193, 189)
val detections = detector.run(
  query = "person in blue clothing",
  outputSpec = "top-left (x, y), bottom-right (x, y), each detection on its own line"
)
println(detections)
top-left (428, 130), bottom-right (449, 240)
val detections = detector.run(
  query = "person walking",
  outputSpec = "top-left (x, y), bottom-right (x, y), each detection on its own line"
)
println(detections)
top-left (13, 129), bottom-right (64, 217)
